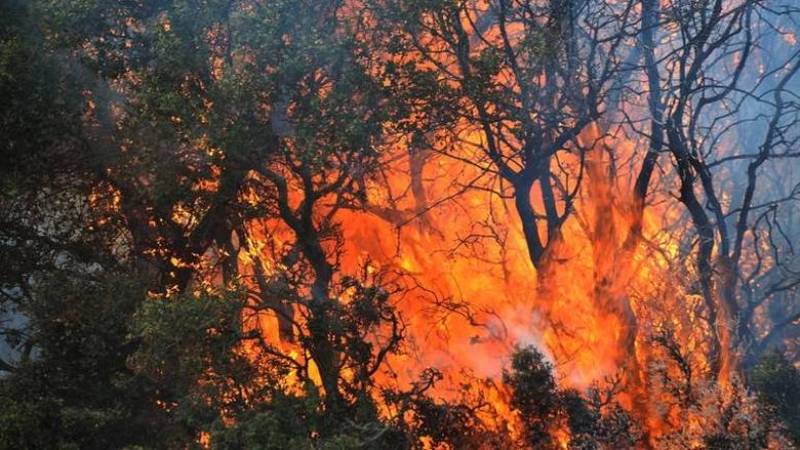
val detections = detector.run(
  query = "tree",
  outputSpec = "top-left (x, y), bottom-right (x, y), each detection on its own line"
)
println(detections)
top-left (2, 0), bottom-right (458, 446)
top-left (504, 346), bottom-right (640, 449)
top-left (750, 351), bottom-right (800, 445)
top-left (0, 273), bottom-right (165, 450)
top-left (375, 0), bottom-right (637, 271)
top-left (371, 0), bottom-right (658, 394)
top-left (0, 0), bottom-right (120, 371)
top-left (640, 0), bottom-right (800, 379)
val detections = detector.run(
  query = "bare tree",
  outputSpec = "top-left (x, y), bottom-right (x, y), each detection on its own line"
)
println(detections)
top-left (640, 0), bottom-right (800, 379)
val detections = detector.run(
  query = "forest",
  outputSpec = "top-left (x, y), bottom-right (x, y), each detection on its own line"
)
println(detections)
top-left (1, 0), bottom-right (800, 448)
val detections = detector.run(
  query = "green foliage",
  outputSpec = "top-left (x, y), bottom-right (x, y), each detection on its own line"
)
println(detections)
top-left (130, 287), bottom-right (410, 449)
top-left (0, 0), bottom-right (86, 186)
top-left (0, 273), bottom-right (412, 449)
top-left (209, 393), bottom-right (406, 450)
top-left (504, 346), bottom-right (639, 449)
top-left (128, 287), bottom-right (280, 443)
top-left (0, 0), bottom-right (118, 308)
top-left (0, 273), bottom-right (164, 450)
top-left (209, 399), bottom-right (317, 450)
top-left (504, 346), bottom-right (561, 446)
top-left (0, 1), bottom-right (414, 447)
top-left (750, 351), bottom-right (800, 445)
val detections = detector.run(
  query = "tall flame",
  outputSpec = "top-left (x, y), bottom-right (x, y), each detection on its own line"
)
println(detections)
top-left (232, 113), bottom-right (701, 444)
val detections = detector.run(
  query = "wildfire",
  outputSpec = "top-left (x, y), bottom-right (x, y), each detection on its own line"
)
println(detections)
top-left (147, 0), bottom-right (800, 447)
top-left (225, 112), bottom-right (688, 446)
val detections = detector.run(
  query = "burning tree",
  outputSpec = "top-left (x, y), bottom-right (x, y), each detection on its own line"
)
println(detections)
top-left (636, 0), bottom-right (800, 382)
top-left (375, 0), bottom-right (638, 271)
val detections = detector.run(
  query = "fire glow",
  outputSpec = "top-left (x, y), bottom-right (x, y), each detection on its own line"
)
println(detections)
top-left (206, 2), bottom-right (800, 446)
